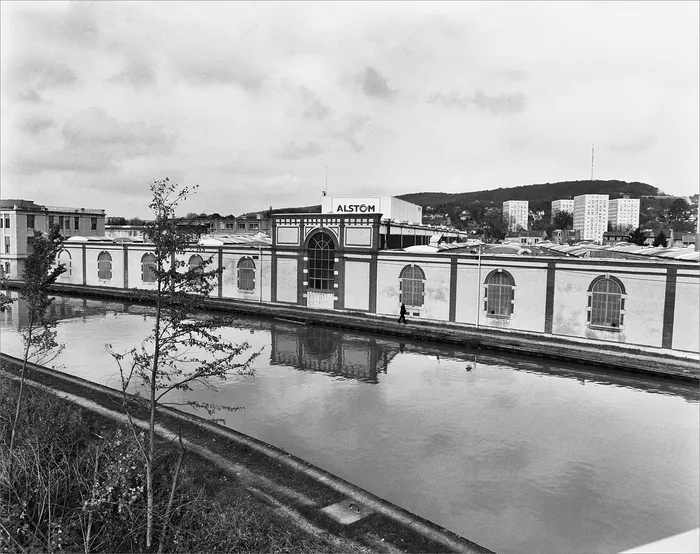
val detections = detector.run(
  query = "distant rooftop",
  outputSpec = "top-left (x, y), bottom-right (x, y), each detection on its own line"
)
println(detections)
top-left (0, 199), bottom-right (104, 214)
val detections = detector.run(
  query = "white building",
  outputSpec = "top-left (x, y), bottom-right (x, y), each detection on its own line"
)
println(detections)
top-left (551, 199), bottom-right (575, 216)
top-left (503, 200), bottom-right (529, 231)
top-left (321, 196), bottom-right (422, 224)
top-left (0, 199), bottom-right (105, 278)
top-left (573, 194), bottom-right (609, 244)
top-left (608, 197), bottom-right (640, 231)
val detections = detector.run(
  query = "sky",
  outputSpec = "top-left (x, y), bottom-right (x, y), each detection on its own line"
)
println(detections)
top-left (1, 1), bottom-right (698, 219)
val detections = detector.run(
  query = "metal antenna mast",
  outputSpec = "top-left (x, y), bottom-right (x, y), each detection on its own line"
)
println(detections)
top-left (591, 144), bottom-right (595, 181)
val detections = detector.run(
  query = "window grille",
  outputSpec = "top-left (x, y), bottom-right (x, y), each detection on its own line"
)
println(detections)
top-left (237, 257), bottom-right (255, 291)
top-left (485, 270), bottom-right (514, 317)
top-left (399, 265), bottom-right (425, 307)
top-left (307, 232), bottom-right (334, 290)
top-left (588, 277), bottom-right (624, 328)
top-left (141, 253), bottom-right (157, 283)
top-left (97, 251), bottom-right (112, 280)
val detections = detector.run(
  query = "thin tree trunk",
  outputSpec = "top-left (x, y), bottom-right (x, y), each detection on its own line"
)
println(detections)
top-left (84, 446), bottom-right (100, 554)
top-left (9, 319), bottom-right (33, 454)
top-left (157, 430), bottom-right (184, 554)
top-left (146, 275), bottom-right (163, 549)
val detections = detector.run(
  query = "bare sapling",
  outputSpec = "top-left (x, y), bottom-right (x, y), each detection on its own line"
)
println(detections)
top-left (108, 178), bottom-right (260, 550)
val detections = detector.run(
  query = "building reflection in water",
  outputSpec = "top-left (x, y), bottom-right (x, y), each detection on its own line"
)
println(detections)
top-left (2, 291), bottom-right (695, 402)
top-left (269, 321), bottom-right (397, 384)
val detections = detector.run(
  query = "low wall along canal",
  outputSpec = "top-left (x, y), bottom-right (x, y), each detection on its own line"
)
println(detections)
top-left (1, 291), bottom-right (698, 554)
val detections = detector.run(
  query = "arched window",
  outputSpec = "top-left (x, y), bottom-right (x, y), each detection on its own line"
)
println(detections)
top-left (188, 254), bottom-right (204, 274)
top-left (485, 269), bottom-right (514, 317)
top-left (588, 275), bottom-right (625, 329)
top-left (399, 265), bottom-right (425, 307)
top-left (308, 232), bottom-right (334, 290)
top-left (141, 253), bottom-right (157, 283)
top-left (57, 249), bottom-right (71, 277)
top-left (97, 251), bottom-right (112, 280)
top-left (237, 257), bottom-right (255, 291)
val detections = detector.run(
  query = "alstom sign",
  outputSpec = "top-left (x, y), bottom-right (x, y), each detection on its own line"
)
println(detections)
top-left (331, 198), bottom-right (380, 214)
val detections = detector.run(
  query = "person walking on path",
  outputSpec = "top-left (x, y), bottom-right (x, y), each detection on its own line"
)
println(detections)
top-left (398, 302), bottom-right (408, 324)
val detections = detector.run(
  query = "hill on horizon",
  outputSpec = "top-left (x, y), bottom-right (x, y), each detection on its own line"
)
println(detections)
top-left (397, 180), bottom-right (662, 212)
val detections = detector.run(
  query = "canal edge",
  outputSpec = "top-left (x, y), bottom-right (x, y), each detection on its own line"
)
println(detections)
top-left (3, 281), bottom-right (696, 382)
top-left (0, 353), bottom-right (494, 554)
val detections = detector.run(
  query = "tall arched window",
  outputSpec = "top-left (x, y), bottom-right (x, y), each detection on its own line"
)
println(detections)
top-left (237, 257), bottom-right (255, 291)
top-left (57, 249), bottom-right (71, 277)
top-left (188, 254), bottom-right (204, 274)
top-left (588, 275), bottom-right (625, 328)
top-left (485, 269), bottom-right (514, 317)
top-left (308, 232), bottom-right (334, 290)
top-left (141, 253), bottom-right (157, 283)
top-left (97, 251), bottom-right (112, 280)
top-left (399, 265), bottom-right (425, 307)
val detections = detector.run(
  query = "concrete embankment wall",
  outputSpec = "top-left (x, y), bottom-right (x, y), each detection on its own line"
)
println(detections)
top-left (6, 281), bottom-right (696, 382)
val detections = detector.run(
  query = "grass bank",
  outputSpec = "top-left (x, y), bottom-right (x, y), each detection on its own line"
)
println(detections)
top-left (0, 377), bottom-right (363, 553)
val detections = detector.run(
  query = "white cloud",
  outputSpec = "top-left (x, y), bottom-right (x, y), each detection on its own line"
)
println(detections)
top-left (0, 1), bottom-right (697, 217)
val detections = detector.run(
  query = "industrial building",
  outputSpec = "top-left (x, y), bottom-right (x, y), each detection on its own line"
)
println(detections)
top-left (45, 208), bottom-right (699, 356)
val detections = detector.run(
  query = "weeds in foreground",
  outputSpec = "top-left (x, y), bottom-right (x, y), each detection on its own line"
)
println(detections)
top-left (0, 379), bottom-right (336, 553)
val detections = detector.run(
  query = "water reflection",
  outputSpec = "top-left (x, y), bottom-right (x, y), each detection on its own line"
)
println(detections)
top-left (3, 290), bottom-right (697, 403)
top-left (270, 323), bottom-right (396, 383)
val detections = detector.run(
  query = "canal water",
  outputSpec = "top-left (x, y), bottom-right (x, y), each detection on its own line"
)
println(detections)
top-left (1, 292), bottom-right (698, 554)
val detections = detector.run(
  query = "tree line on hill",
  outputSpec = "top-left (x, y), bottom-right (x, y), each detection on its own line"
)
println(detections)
top-left (400, 180), bottom-right (697, 240)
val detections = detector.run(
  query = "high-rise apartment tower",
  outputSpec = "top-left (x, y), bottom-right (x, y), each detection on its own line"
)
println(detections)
top-left (608, 197), bottom-right (640, 231)
top-left (573, 194), bottom-right (609, 244)
top-left (503, 200), bottom-right (529, 232)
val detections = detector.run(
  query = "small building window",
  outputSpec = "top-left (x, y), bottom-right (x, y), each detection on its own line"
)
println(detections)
top-left (26, 215), bottom-right (35, 229)
top-left (91, 217), bottom-right (97, 231)
top-left (48, 216), bottom-right (55, 228)
top-left (484, 269), bottom-right (515, 317)
top-left (74, 217), bottom-right (80, 230)
top-left (3, 216), bottom-right (9, 228)
top-left (5, 237), bottom-right (11, 254)
top-left (237, 257), bottom-right (255, 291)
top-left (97, 251), bottom-right (112, 280)
top-left (141, 253), bottom-right (157, 283)
top-left (587, 276), bottom-right (625, 329)
top-left (399, 265), bottom-right (425, 307)
top-left (238, 222), bottom-right (246, 230)
top-left (250, 222), bottom-right (259, 230)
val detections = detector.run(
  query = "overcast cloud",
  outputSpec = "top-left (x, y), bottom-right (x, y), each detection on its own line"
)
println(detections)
top-left (1, 1), bottom-right (697, 218)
